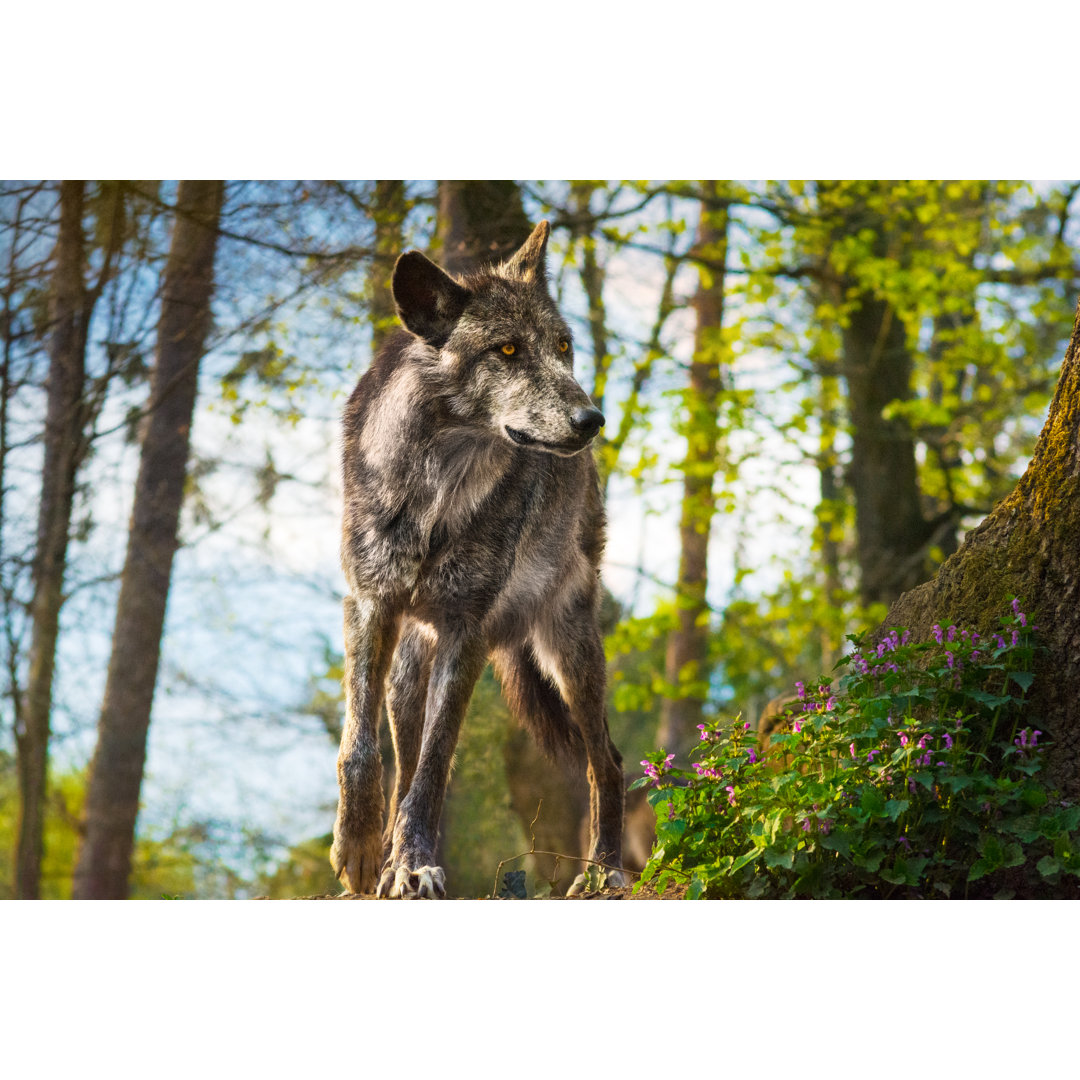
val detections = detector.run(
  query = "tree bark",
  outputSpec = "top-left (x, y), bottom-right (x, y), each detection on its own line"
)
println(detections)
top-left (15, 180), bottom-right (89, 899)
top-left (656, 186), bottom-right (728, 757)
top-left (369, 180), bottom-right (407, 354)
top-left (72, 180), bottom-right (224, 899)
top-left (872, 298), bottom-right (1080, 800)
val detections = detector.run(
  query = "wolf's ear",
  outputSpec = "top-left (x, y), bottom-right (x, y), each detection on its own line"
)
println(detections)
top-left (392, 251), bottom-right (471, 345)
top-left (501, 220), bottom-right (550, 283)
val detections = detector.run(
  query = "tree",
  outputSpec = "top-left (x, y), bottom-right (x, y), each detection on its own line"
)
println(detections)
top-left (656, 183), bottom-right (729, 756)
top-left (73, 181), bottom-right (225, 899)
top-left (873, 297), bottom-right (1080, 801)
top-left (15, 181), bottom-right (94, 898)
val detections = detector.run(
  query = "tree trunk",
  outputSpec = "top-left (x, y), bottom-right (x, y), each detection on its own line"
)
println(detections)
top-left (433, 180), bottom-right (590, 889)
top-left (656, 186), bottom-right (728, 757)
top-left (369, 180), bottom-right (407, 354)
top-left (873, 298), bottom-right (1080, 800)
top-left (72, 180), bottom-right (224, 899)
top-left (15, 180), bottom-right (89, 899)
top-left (841, 290), bottom-right (933, 607)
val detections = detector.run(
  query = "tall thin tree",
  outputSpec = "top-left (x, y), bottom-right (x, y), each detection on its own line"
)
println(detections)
top-left (656, 185), bottom-right (729, 756)
top-left (73, 181), bottom-right (224, 899)
top-left (15, 181), bottom-right (90, 898)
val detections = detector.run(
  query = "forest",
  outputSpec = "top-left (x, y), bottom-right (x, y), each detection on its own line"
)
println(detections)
top-left (3, 178), bottom-right (1080, 900)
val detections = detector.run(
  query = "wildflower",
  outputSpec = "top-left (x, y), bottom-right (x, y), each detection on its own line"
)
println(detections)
top-left (994, 634), bottom-right (1006, 650)
top-left (792, 719), bottom-right (802, 734)
top-left (947, 625), bottom-right (957, 643)
top-left (867, 749), bottom-right (880, 763)
top-left (746, 748), bottom-right (758, 764)
top-left (697, 724), bottom-right (708, 741)
top-left (1011, 629), bottom-right (1020, 647)
top-left (825, 696), bottom-right (838, 712)
top-left (932, 624), bottom-right (943, 644)
top-left (945, 651), bottom-right (954, 669)
top-left (726, 785), bottom-right (736, 807)
top-left (918, 736), bottom-right (928, 750)
top-left (743, 722), bottom-right (751, 731)
top-left (971, 650), bottom-right (980, 661)
top-left (801, 819), bottom-right (812, 832)
top-left (898, 836), bottom-right (912, 852)
top-left (663, 753), bottom-right (674, 768)
top-left (1032, 730), bottom-right (1043, 746)
top-left (795, 680), bottom-right (805, 699)
top-left (908, 778), bottom-right (917, 793)
top-left (1011, 596), bottom-right (1021, 617)
top-left (849, 742), bottom-right (857, 758)
top-left (900, 732), bottom-right (909, 747)
top-left (1018, 612), bottom-right (1027, 627)
top-left (901, 630), bottom-right (911, 646)
top-left (667, 802), bottom-right (676, 821)
top-left (943, 733), bottom-right (953, 750)
top-left (820, 818), bottom-right (833, 835)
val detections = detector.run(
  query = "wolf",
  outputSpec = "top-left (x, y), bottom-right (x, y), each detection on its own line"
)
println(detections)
top-left (330, 220), bottom-right (626, 898)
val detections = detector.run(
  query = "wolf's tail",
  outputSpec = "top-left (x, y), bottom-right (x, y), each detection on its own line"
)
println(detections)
top-left (492, 644), bottom-right (584, 761)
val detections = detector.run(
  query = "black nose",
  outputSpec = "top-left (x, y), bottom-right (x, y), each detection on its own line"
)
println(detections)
top-left (569, 406), bottom-right (605, 439)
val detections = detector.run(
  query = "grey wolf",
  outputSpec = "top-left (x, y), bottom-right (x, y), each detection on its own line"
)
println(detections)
top-left (330, 221), bottom-right (625, 898)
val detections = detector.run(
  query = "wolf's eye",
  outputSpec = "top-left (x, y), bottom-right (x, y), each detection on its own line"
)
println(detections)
top-left (501, 343), bottom-right (516, 356)
top-left (558, 340), bottom-right (570, 353)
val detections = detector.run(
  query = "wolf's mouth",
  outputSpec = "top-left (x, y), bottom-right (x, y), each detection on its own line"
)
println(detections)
top-left (505, 426), bottom-right (587, 454)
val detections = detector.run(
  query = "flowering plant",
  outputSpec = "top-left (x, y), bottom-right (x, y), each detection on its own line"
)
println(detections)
top-left (633, 599), bottom-right (1080, 898)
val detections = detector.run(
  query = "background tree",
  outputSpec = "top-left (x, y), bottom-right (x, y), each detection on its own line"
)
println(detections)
top-left (74, 181), bottom-right (225, 899)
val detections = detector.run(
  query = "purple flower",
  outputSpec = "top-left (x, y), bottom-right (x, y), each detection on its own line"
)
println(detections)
top-left (1018, 612), bottom-right (1027, 627)
top-left (898, 836), bottom-right (912, 852)
top-left (795, 680), bottom-right (805, 699)
top-left (900, 732), bottom-right (909, 747)
top-left (801, 819), bottom-right (812, 832)
top-left (943, 733), bottom-right (953, 750)
top-left (825, 696), bottom-right (838, 712)
top-left (746, 748), bottom-right (758, 764)
top-left (697, 723), bottom-right (708, 741)
top-left (1011, 630), bottom-right (1020, 647)
top-left (918, 736), bottom-right (928, 750)
top-left (945, 651), bottom-right (955, 669)
top-left (792, 719), bottom-right (802, 734)
top-left (663, 753), bottom-right (675, 768)
top-left (726, 785), bottom-right (736, 806)
top-left (947, 625), bottom-right (957, 643)
top-left (667, 802), bottom-right (676, 820)
top-left (908, 777), bottom-right (917, 793)
top-left (849, 742), bottom-right (857, 758)
top-left (932, 624), bottom-right (943, 644)
top-left (901, 630), bottom-right (911, 646)
top-left (820, 818), bottom-right (833, 835)
top-left (994, 634), bottom-right (1006, 650)
top-left (1011, 596), bottom-right (1021, 617)
top-left (867, 749), bottom-right (880, 763)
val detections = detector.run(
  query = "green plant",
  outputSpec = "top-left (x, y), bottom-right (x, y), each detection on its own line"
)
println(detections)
top-left (634, 599), bottom-right (1080, 898)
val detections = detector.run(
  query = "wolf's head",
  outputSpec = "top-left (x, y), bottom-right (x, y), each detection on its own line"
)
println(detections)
top-left (391, 221), bottom-right (604, 457)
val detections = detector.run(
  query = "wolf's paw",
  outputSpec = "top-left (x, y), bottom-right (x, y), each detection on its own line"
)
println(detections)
top-left (567, 866), bottom-right (628, 897)
top-left (376, 863), bottom-right (446, 899)
top-left (330, 823), bottom-right (384, 895)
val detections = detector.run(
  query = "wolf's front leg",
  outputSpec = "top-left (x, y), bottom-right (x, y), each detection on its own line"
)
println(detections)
top-left (331, 595), bottom-right (400, 894)
top-left (377, 629), bottom-right (488, 898)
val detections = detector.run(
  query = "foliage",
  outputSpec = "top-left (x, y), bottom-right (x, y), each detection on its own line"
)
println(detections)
top-left (0, 758), bottom-right (200, 899)
top-left (634, 600), bottom-right (1080, 899)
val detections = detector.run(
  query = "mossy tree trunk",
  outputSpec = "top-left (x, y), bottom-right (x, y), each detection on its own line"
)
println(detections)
top-left (873, 298), bottom-right (1080, 799)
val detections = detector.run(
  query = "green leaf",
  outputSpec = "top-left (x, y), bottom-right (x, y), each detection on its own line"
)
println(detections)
top-left (1037, 856), bottom-right (1060, 878)
top-left (687, 877), bottom-right (707, 900)
top-left (730, 848), bottom-right (761, 873)
top-left (885, 798), bottom-right (910, 821)
top-left (1008, 670), bottom-right (1035, 693)
top-left (764, 847), bottom-right (795, 871)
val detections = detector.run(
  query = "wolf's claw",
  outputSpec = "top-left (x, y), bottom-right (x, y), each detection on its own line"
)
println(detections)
top-left (377, 863), bottom-right (446, 899)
